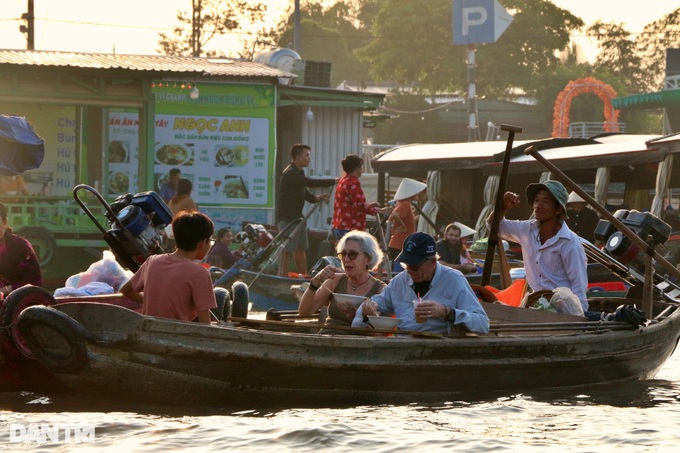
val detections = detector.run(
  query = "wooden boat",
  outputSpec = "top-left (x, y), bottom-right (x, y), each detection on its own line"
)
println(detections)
top-left (9, 133), bottom-right (680, 407)
top-left (13, 293), bottom-right (680, 407)
top-left (0, 290), bottom-right (140, 392)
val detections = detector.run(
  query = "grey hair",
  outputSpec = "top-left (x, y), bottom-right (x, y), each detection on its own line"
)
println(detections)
top-left (336, 230), bottom-right (384, 270)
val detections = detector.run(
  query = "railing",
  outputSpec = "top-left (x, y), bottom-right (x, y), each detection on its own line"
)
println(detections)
top-left (665, 75), bottom-right (680, 91)
top-left (4, 195), bottom-right (107, 238)
top-left (569, 122), bottom-right (626, 138)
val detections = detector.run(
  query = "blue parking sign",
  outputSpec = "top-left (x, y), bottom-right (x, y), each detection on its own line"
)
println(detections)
top-left (452, 0), bottom-right (513, 45)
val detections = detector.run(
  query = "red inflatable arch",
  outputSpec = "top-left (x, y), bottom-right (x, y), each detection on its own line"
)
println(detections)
top-left (552, 77), bottom-right (621, 138)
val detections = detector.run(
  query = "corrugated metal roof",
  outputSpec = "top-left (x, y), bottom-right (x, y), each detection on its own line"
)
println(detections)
top-left (0, 49), bottom-right (292, 79)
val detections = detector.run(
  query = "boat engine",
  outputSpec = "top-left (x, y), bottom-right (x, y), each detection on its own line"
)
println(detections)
top-left (233, 223), bottom-right (274, 259)
top-left (74, 185), bottom-right (173, 271)
top-left (594, 209), bottom-right (671, 268)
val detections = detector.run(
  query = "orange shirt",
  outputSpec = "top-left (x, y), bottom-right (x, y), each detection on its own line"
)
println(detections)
top-left (128, 254), bottom-right (216, 321)
top-left (388, 199), bottom-right (415, 249)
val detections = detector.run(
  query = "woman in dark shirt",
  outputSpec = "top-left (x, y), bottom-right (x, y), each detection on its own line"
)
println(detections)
top-left (0, 202), bottom-right (43, 298)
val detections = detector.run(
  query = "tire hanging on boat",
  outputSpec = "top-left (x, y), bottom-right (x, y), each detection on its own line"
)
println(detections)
top-left (231, 281), bottom-right (249, 319)
top-left (0, 285), bottom-right (56, 360)
top-left (17, 305), bottom-right (91, 373)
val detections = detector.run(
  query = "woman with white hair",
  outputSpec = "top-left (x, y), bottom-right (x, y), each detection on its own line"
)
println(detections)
top-left (299, 230), bottom-right (386, 333)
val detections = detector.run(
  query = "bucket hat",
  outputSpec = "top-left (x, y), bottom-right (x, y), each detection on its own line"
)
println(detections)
top-left (395, 232), bottom-right (436, 265)
top-left (525, 180), bottom-right (569, 219)
top-left (393, 178), bottom-right (427, 201)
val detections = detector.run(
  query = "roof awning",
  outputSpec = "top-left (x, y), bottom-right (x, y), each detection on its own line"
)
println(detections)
top-left (612, 90), bottom-right (680, 110)
top-left (278, 85), bottom-right (384, 110)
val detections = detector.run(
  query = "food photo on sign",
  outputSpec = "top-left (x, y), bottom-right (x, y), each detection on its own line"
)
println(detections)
top-left (155, 143), bottom-right (192, 166)
top-left (214, 145), bottom-right (249, 167)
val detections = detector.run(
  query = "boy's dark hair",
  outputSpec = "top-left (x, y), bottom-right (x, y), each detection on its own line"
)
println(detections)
top-left (169, 168), bottom-right (181, 177)
top-left (290, 143), bottom-right (310, 160)
top-left (341, 154), bottom-right (363, 173)
top-left (172, 210), bottom-right (214, 251)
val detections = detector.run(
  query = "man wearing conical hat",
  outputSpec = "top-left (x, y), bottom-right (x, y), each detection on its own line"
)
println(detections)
top-left (565, 191), bottom-right (600, 243)
top-left (487, 180), bottom-right (588, 311)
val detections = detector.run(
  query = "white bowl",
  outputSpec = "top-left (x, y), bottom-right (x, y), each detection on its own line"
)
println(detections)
top-left (367, 315), bottom-right (401, 330)
top-left (332, 293), bottom-right (367, 307)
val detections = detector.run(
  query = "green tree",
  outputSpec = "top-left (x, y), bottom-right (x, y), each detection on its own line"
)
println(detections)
top-left (635, 8), bottom-right (680, 91)
top-left (357, 0), bottom-right (583, 97)
top-left (158, 0), bottom-right (267, 58)
top-left (273, 1), bottom-right (372, 86)
top-left (588, 21), bottom-right (644, 93)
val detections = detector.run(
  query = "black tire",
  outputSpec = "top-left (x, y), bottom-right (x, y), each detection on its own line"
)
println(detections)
top-left (231, 281), bottom-right (249, 319)
top-left (0, 285), bottom-right (56, 360)
top-left (17, 306), bottom-right (91, 374)
top-left (16, 227), bottom-right (56, 267)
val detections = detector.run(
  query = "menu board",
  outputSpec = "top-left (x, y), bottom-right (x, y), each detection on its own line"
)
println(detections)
top-left (153, 114), bottom-right (270, 206)
top-left (107, 111), bottom-right (140, 195)
top-left (106, 83), bottom-right (275, 208)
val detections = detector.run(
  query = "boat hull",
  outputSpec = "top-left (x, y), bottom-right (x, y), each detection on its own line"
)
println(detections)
top-left (21, 301), bottom-right (680, 407)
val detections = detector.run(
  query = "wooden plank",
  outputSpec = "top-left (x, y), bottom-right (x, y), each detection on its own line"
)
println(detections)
top-left (482, 301), bottom-right (586, 323)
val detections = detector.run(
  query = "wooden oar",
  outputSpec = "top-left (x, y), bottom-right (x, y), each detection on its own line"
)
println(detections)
top-left (481, 124), bottom-right (523, 288)
top-left (229, 316), bottom-right (444, 338)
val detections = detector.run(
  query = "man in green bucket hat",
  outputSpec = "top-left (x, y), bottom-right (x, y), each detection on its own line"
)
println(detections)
top-left (486, 179), bottom-right (588, 312)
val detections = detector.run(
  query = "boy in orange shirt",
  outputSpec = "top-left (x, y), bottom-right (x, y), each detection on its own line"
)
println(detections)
top-left (121, 210), bottom-right (228, 323)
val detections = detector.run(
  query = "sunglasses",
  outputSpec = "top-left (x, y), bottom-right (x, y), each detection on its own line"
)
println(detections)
top-left (337, 250), bottom-right (366, 260)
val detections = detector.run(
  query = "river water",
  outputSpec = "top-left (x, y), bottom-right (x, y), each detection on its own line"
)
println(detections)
top-left (1, 348), bottom-right (679, 452)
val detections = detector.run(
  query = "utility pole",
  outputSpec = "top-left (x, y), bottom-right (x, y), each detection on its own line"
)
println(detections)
top-left (191, 0), bottom-right (202, 57)
top-left (293, 0), bottom-right (300, 53)
top-left (20, 0), bottom-right (35, 50)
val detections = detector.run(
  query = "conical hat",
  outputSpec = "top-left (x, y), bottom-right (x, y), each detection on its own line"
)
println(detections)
top-left (567, 191), bottom-right (585, 203)
top-left (454, 222), bottom-right (476, 238)
top-left (393, 178), bottom-right (427, 201)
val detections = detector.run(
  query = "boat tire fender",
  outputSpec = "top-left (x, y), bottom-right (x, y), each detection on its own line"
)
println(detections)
top-left (232, 281), bottom-right (249, 319)
top-left (17, 305), bottom-right (92, 373)
top-left (0, 285), bottom-right (56, 360)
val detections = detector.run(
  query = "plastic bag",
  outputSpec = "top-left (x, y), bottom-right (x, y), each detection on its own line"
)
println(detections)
top-left (63, 250), bottom-right (133, 292)
top-left (54, 281), bottom-right (115, 297)
top-left (549, 287), bottom-right (585, 316)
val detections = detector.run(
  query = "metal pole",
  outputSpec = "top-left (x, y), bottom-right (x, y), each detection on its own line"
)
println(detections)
top-left (294, 0), bottom-right (301, 53)
top-left (467, 45), bottom-right (478, 142)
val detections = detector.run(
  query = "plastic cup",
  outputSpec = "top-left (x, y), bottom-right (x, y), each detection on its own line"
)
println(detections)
top-left (413, 299), bottom-right (426, 323)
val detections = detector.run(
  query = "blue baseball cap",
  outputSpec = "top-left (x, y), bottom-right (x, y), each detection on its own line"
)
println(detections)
top-left (396, 232), bottom-right (437, 265)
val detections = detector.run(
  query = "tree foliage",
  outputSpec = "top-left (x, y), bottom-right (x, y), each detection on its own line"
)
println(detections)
top-left (272, 1), bottom-right (373, 86)
top-left (158, 0), bottom-right (267, 58)
top-left (356, 0), bottom-right (583, 97)
top-left (634, 8), bottom-right (680, 91)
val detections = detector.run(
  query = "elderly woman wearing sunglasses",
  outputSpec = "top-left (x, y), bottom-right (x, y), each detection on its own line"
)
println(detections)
top-left (298, 230), bottom-right (386, 334)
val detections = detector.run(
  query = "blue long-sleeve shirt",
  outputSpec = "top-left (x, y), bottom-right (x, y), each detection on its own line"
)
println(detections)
top-left (352, 262), bottom-right (490, 334)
